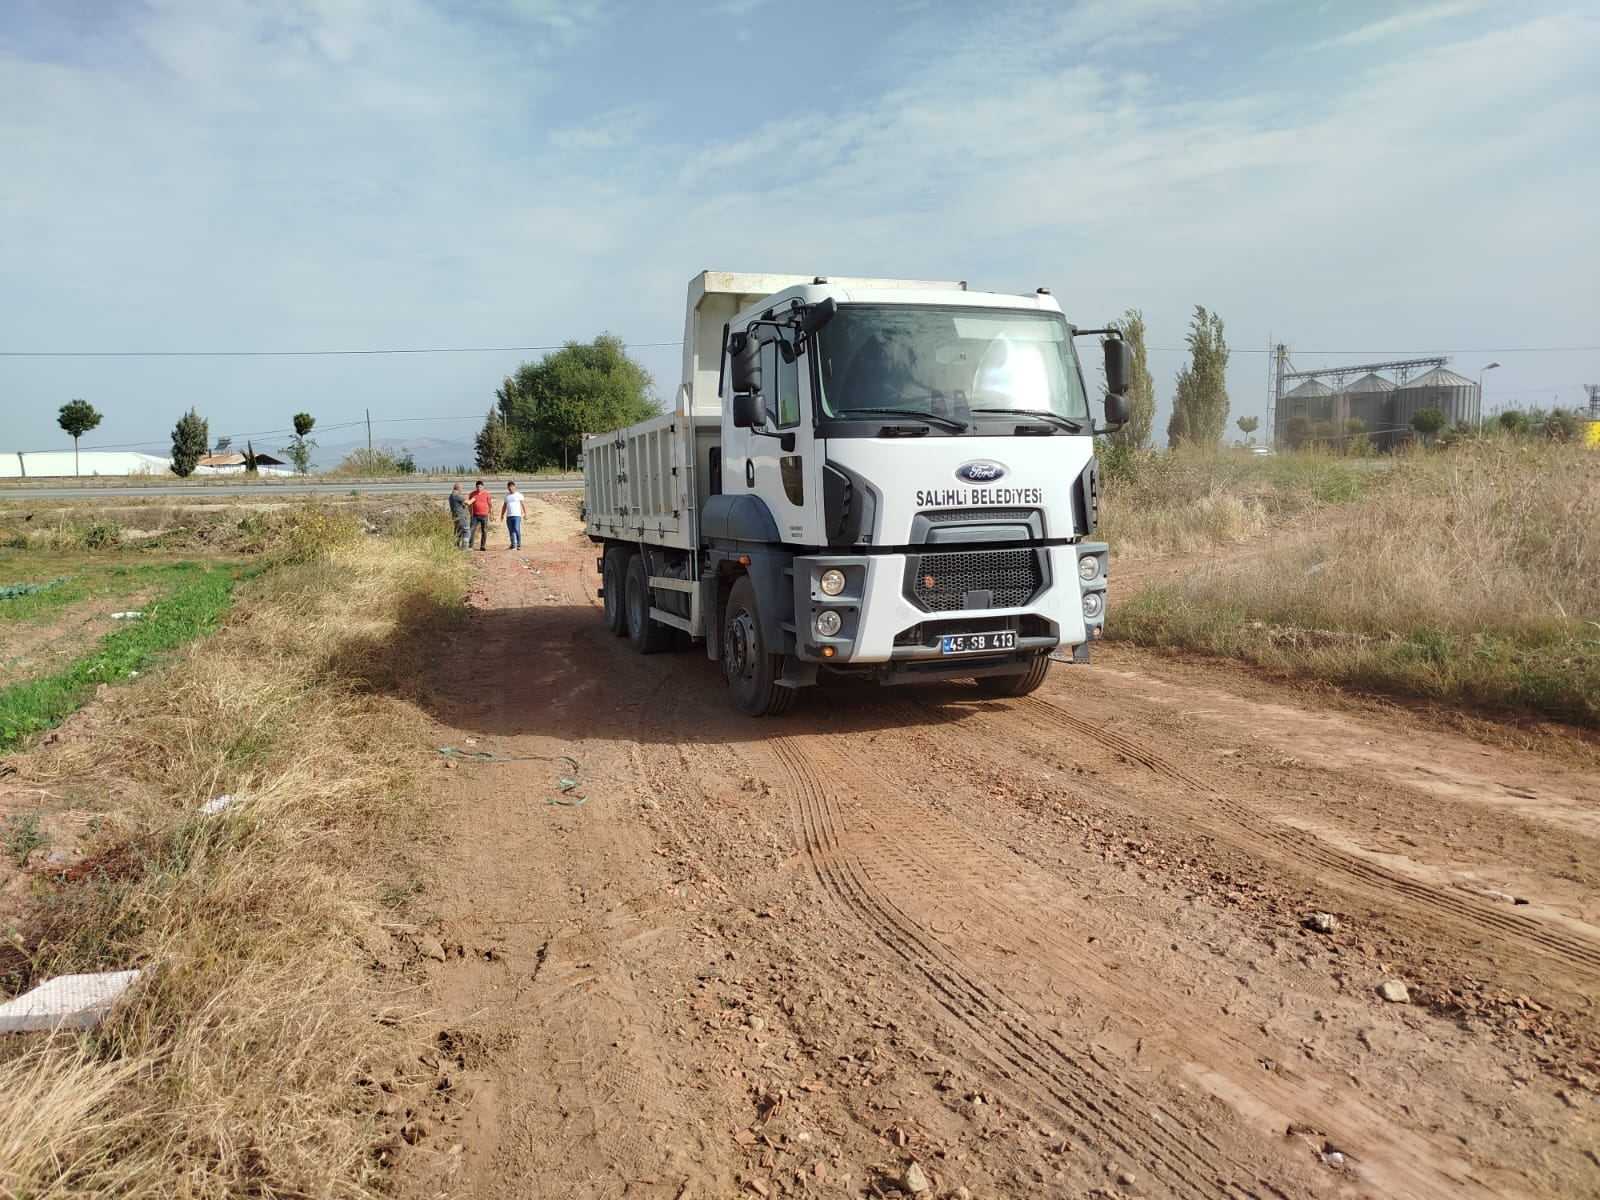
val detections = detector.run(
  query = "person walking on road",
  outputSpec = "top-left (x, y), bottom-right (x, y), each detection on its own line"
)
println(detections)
top-left (468, 480), bottom-right (493, 551)
top-left (501, 481), bottom-right (526, 550)
top-left (448, 483), bottom-right (470, 550)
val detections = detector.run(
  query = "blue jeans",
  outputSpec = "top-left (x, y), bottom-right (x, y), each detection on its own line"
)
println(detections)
top-left (506, 515), bottom-right (522, 549)
top-left (470, 514), bottom-right (489, 549)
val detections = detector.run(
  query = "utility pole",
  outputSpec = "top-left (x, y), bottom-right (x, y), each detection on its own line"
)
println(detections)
top-left (366, 408), bottom-right (373, 456)
top-left (1477, 363), bottom-right (1500, 434)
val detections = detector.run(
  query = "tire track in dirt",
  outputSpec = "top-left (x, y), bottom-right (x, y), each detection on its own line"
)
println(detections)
top-left (428, 547), bottom-right (747, 1199)
top-left (766, 732), bottom-right (1293, 1200)
top-left (977, 693), bottom-right (1600, 979)
top-left (771, 721), bottom-right (1514, 1199)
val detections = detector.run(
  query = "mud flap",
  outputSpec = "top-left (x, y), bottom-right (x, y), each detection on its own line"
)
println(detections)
top-left (780, 657), bottom-right (819, 689)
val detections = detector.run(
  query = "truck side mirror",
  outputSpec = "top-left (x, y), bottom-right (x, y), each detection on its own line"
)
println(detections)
top-left (730, 330), bottom-right (762, 397)
top-left (799, 297), bottom-right (837, 338)
top-left (1104, 392), bottom-right (1131, 427)
top-left (733, 391), bottom-right (768, 429)
top-left (1104, 337), bottom-right (1133, 396)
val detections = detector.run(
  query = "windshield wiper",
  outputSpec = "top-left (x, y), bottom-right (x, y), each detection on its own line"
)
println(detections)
top-left (841, 407), bottom-right (969, 432)
top-left (968, 407), bottom-right (1083, 432)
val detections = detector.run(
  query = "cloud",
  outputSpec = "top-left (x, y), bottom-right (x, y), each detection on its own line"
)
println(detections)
top-left (0, 0), bottom-right (1594, 453)
top-left (1309, 0), bottom-right (1490, 51)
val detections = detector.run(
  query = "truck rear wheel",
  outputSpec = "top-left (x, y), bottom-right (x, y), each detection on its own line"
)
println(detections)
top-left (975, 652), bottom-right (1051, 697)
top-left (625, 554), bottom-right (674, 654)
top-left (601, 546), bottom-right (629, 637)
top-left (723, 575), bottom-right (795, 717)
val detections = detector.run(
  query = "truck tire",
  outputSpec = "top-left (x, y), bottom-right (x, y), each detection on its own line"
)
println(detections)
top-left (975, 652), bottom-right (1051, 697)
top-left (625, 553), bottom-right (674, 654)
top-left (723, 575), bottom-right (795, 717)
top-left (601, 546), bottom-right (629, 637)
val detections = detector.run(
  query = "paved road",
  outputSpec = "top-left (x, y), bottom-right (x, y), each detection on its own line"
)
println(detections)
top-left (0, 478), bottom-right (584, 500)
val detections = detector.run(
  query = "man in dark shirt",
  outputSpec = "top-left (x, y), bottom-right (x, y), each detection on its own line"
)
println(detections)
top-left (448, 484), bottom-right (470, 549)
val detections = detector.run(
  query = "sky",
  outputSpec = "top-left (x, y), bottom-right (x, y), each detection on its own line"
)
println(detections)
top-left (2, 0), bottom-right (1597, 459)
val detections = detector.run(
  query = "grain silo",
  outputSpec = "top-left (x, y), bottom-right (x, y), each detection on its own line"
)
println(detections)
top-left (1274, 377), bottom-right (1337, 444)
top-left (1342, 371), bottom-right (1396, 443)
top-left (1393, 366), bottom-right (1478, 434)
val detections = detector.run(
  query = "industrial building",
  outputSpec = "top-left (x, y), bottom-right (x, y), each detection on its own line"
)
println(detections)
top-left (1268, 346), bottom-right (1484, 450)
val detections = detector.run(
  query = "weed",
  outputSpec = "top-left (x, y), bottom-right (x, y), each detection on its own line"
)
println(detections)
top-left (1110, 440), bottom-right (1600, 726)
top-left (3, 808), bottom-right (50, 865)
top-left (82, 522), bottom-right (123, 550)
top-left (0, 563), bottom-right (261, 751)
top-left (379, 874), bottom-right (426, 908)
top-left (0, 533), bottom-right (469, 1194)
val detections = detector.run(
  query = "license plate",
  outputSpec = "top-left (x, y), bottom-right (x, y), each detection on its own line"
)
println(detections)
top-left (940, 631), bottom-right (1017, 655)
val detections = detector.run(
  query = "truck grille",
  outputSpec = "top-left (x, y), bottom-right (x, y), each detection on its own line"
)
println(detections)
top-left (921, 508), bottom-right (1035, 525)
top-left (905, 548), bottom-right (1044, 612)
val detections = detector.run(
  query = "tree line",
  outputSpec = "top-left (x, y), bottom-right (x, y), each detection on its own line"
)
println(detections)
top-left (168, 410), bottom-right (321, 476)
top-left (1101, 305), bottom-right (1234, 452)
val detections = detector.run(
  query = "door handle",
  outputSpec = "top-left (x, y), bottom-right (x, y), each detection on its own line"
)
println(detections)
top-left (745, 459), bottom-right (756, 488)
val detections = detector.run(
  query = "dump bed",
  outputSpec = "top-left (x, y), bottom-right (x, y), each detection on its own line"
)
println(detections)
top-left (582, 411), bottom-right (697, 550)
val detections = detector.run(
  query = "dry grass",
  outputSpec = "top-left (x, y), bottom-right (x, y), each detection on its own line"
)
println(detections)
top-left (0, 495), bottom-right (450, 557)
top-left (0, 529), bottom-right (467, 1197)
top-left (1099, 447), bottom-right (1376, 559)
top-left (1111, 440), bottom-right (1600, 725)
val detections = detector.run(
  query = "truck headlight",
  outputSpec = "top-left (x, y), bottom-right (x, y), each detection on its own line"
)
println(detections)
top-left (1082, 592), bottom-right (1104, 620)
top-left (815, 609), bottom-right (843, 637)
top-left (1078, 554), bottom-right (1101, 582)
top-left (820, 568), bottom-right (846, 596)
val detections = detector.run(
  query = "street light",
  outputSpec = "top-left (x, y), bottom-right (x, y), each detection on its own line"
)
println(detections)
top-left (1477, 361), bottom-right (1500, 433)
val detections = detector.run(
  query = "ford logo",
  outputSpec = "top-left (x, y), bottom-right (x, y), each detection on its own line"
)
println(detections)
top-left (955, 460), bottom-right (1007, 484)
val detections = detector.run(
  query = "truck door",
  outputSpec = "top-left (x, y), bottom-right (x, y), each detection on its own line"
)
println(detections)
top-left (746, 329), bottom-right (820, 544)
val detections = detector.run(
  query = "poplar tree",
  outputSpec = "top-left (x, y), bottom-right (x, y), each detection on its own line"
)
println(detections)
top-left (1168, 306), bottom-right (1230, 448)
top-left (1106, 309), bottom-right (1155, 448)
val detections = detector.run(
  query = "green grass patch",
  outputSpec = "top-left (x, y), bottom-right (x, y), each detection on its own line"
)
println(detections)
top-left (0, 559), bottom-right (223, 629)
top-left (1114, 587), bottom-right (1600, 727)
top-left (0, 562), bottom-right (262, 749)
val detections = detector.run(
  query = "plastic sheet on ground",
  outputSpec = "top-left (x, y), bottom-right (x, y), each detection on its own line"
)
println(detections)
top-left (0, 969), bottom-right (144, 1034)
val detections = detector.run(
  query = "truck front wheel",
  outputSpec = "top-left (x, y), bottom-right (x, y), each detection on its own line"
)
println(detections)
top-left (723, 575), bottom-right (795, 717)
top-left (975, 652), bottom-right (1051, 697)
top-left (625, 554), bottom-right (674, 654)
top-left (602, 546), bottom-right (630, 637)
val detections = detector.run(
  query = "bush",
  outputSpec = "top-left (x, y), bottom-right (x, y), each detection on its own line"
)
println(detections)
top-left (82, 522), bottom-right (123, 550)
top-left (329, 448), bottom-right (418, 476)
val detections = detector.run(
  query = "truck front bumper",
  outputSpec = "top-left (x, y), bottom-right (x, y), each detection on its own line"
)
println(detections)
top-left (792, 543), bottom-right (1106, 664)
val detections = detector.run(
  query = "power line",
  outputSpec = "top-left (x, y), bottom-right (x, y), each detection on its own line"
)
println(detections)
top-left (0, 342), bottom-right (683, 358)
top-left (1485, 383), bottom-right (1586, 394)
top-left (35, 413), bottom-right (483, 456)
top-left (5, 341), bottom-right (1595, 359)
top-left (1149, 346), bottom-right (1600, 355)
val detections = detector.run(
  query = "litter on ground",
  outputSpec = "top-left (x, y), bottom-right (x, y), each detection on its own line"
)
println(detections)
top-left (0, 970), bottom-right (144, 1034)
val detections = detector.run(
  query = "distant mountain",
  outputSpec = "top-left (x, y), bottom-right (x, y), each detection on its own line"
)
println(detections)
top-left (315, 436), bottom-right (477, 472)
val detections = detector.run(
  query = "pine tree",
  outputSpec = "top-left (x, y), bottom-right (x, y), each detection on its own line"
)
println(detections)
top-left (57, 399), bottom-right (103, 475)
top-left (475, 408), bottom-right (510, 472)
top-left (171, 408), bottom-right (209, 477)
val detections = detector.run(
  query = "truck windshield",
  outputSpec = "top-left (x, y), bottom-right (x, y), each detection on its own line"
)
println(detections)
top-left (814, 305), bottom-right (1088, 429)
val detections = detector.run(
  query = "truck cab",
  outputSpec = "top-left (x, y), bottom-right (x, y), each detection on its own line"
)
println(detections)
top-left (584, 271), bottom-right (1132, 716)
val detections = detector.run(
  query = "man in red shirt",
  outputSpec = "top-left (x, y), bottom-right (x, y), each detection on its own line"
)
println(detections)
top-left (468, 480), bottom-right (494, 550)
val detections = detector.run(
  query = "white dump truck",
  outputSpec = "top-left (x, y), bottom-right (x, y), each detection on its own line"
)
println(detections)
top-left (582, 271), bottom-right (1133, 716)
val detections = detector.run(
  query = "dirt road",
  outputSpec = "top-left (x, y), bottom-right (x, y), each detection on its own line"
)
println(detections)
top-left (390, 497), bottom-right (1599, 1200)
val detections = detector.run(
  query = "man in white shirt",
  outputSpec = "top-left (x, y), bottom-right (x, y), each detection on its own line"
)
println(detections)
top-left (500, 481), bottom-right (526, 550)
